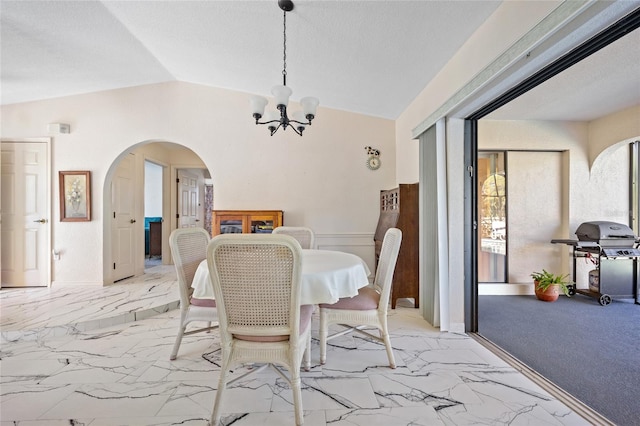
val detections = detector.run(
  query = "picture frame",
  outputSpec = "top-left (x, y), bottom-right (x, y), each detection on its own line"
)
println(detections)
top-left (59, 171), bottom-right (91, 222)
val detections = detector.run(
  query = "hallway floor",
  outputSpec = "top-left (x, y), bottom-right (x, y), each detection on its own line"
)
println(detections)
top-left (1, 266), bottom-right (590, 425)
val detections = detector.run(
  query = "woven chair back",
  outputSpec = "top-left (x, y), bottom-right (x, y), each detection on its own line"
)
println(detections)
top-left (207, 234), bottom-right (303, 339)
top-left (169, 228), bottom-right (210, 304)
top-left (373, 228), bottom-right (402, 311)
top-left (272, 226), bottom-right (315, 249)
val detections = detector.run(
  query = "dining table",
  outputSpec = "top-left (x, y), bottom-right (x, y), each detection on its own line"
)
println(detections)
top-left (191, 249), bottom-right (372, 305)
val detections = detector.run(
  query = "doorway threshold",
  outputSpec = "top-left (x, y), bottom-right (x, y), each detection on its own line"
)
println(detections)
top-left (468, 333), bottom-right (614, 426)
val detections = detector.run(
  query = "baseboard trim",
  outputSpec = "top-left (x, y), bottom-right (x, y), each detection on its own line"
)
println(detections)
top-left (478, 283), bottom-right (534, 295)
top-left (468, 333), bottom-right (615, 426)
top-left (51, 281), bottom-right (104, 287)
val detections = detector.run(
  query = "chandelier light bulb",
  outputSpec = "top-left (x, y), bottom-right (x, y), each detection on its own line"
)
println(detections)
top-left (250, 95), bottom-right (268, 119)
top-left (300, 96), bottom-right (319, 119)
top-left (271, 85), bottom-right (292, 108)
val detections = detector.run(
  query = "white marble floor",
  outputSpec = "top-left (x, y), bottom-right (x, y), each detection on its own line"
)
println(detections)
top-left (0, 266), bottom-right (590, 425)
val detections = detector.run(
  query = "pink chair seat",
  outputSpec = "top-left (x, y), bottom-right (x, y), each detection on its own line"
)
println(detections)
top-left (190, 297), bottom-right (217, 307)
top-left (234, 304), bottom-right (314, 342)
top-left (319, 286), bottom-right (380, 310)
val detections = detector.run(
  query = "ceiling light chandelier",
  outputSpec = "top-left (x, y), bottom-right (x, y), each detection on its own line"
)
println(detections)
top-left (250, 0), bottom-right (319, 136)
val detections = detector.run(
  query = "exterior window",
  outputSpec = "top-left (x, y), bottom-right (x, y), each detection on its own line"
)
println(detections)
top-left (478, 151), bottom-right (506, 282)
top-left (632, 141), bottom-right (639, 235)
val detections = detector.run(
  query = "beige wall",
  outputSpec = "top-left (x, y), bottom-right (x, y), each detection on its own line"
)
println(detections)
top-left (588, 105), bottom-right (640, 166)
top-left (1, 81), bottom-right (395, 285)
top-left (480, 112), bottom-right (635, 229)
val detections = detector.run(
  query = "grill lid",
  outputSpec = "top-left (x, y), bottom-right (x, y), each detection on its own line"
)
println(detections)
top-left (575, 221), bottom-right (636, 246)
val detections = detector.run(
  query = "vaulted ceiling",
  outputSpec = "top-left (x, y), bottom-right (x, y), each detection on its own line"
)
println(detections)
top-left (2, 1), bottom-right (638, 122)
top-left (0, 0), bottom-right (500, 119)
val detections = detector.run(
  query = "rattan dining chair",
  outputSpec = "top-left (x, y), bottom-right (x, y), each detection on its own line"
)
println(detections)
top-left (272, 226), bottom-right (316, 249)
top-left (207, 234), bottom-right (312, 426)
top-left (168, 227), bottom-right (218, 360)
top-left (318, 227), bottom-right (402, 368)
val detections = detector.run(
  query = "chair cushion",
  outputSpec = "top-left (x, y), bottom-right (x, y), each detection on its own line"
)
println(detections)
top-left (234, 304), bottom-right (314, 342)
top-left (319, 286), bottom-right (380, 310)
top-left (190, 297), bottom-right (216, 307)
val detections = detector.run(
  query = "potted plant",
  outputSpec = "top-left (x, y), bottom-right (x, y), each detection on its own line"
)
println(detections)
top-left (531, 269), bottom-right (572, 302)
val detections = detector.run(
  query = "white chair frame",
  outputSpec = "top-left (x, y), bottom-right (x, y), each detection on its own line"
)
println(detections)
top-left (207, 234), bottom-right (312, 426)
top-left (168, 227), bottom-right (218, 360)
top-left (319, 228), bottom-right (402, 368)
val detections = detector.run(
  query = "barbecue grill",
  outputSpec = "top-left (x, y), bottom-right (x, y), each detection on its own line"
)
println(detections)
top-left (551, 221), bottom-right (640, 305)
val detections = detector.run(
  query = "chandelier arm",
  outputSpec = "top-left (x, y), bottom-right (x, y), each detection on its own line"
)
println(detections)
top-left (289, 119), bottom-right (312, 126)
top-left (289, 125), bottom-right (303, 137)
top-left (255, 118), bottom-right (283, 126)
top-left (269, 121), bottom-right (284, 136)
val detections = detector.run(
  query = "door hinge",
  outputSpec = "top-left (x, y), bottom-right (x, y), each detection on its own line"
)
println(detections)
top-left (113, 212), bottom-right (116, 219)
top-left (176, 213), bottom-right (180, 219)
top-left (467, 165), bottom-right (474, 177)
top-left (113, 263), bottom-right (116, 270)
top-left (176, 178), bottom-right (180, 183)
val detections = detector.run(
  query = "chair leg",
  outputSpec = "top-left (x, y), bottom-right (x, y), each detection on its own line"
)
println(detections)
top-left (211, 365), bottom-right (229, 426)
top-left (319, 309), bottom-right (328, 364)
top-left (290, 368), bottom-right (304, 425)
top-left (380, 317), bottom-right (396, 369)
top-left (303, 334), bottom-right (311, 371)
top-left (170, 324), bottom-right (186, 360)
top-left (382, 332), bottom-right (396, 369)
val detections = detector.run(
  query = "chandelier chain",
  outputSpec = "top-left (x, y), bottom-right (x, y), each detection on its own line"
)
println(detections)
top-left (282, 9), bottom-right (288, 84)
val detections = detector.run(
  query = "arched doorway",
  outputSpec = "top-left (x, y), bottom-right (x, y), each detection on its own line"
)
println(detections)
top-left (102, 141), bottom-right (211, 284)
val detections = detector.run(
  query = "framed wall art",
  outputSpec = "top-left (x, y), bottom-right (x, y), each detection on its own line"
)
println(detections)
top-left (59, 171), bottom-right (91, 222)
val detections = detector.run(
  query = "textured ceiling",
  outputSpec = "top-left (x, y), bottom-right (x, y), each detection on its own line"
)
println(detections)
top-left (1, 1), bottom-right (638, 122)
top-left (486, 25), bottom-right (640, 121)
top-left (0, 0), bottom-right (501, 119)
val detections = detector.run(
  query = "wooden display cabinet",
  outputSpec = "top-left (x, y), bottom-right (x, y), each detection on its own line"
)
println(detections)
top-left (211, 210), bottom-right (283, 236)
top-left (374, 184), bottom-right (419, 308)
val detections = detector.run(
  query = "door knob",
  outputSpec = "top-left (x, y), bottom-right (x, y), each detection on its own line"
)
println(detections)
top-left (130, 219), bottom-right (137, 224)
top-left (33, 218), bottom-right (47, 223)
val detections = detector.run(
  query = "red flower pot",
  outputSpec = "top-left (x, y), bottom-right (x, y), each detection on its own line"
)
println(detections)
top-left (534, 281), bottom-right (561, 302)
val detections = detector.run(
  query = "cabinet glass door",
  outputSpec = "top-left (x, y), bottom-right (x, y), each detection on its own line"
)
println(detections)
top-left (219, 218), bottom-right (243, 234)
top-left (251, 216), bottom-right (275, 233)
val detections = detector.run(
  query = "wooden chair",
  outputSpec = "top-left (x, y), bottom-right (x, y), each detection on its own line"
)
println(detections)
top-left (207, 234), bottom-right (312, 426)
top-left (168, 227), bottom-right (218, 360)
top-left (318, 228), bottom-right (402, 368)
top-left (272, 226), bottom-right (316, 249)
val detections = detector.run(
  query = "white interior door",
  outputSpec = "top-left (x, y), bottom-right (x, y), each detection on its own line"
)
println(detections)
top-left (507, 151), bottom-right (563, 283)
top-left (111, 153), bottom-right (136, 281)
top-left (178, 170), bottom-right (200, 228)
top-left (1, 142), bottom-right (49, 287)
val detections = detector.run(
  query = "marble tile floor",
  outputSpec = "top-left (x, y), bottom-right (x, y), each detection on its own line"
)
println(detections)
top-left (1, 265), bottom-right (179, 343)
top-left (0, 267), bottom-right (591, 425)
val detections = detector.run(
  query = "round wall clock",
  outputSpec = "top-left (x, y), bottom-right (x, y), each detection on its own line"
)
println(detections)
top-left (367, 156), bottom-right (381, 170)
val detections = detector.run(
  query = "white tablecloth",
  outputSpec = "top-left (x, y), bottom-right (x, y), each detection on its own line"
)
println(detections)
top-left (191, 249), bottom-right (371, 305)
